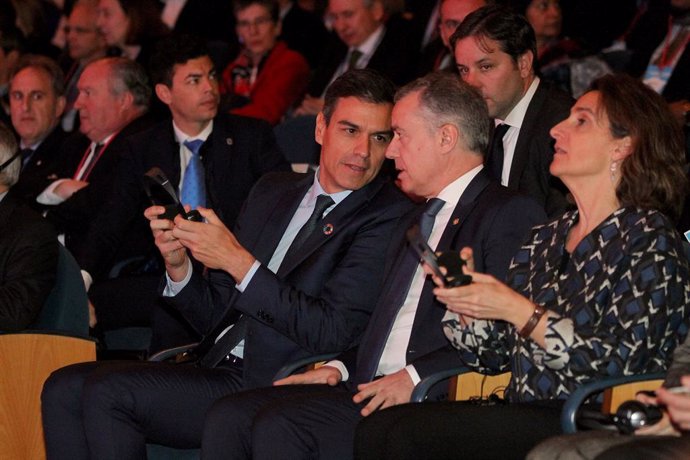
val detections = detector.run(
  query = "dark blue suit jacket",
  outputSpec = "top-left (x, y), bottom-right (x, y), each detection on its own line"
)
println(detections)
top-left (168, 171), bottom-right (415, 389)
top-left (344, 171), bottom-right (547, 391)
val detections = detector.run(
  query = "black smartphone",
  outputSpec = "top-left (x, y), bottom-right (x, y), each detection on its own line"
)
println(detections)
top-left (406, 225), bottom-right (472, 287)
top-left (143, 167), bottom-right (203, 222)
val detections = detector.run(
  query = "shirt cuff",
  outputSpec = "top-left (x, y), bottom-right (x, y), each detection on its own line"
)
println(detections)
top-left (236, 260), bottom-right (261, 292)
top-left (37, 179), bottom-right (67, 205)
top-left (163, 258), bottom-right (193, 297)
top-left (405, 364), bottom-right (421, 386)
top-left (81, 270), bottom-right (92, 292)
top-left (325, 360), bottom-right (348, 382)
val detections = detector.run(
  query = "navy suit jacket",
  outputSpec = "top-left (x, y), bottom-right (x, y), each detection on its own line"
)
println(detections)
top-left (167, 171), bottom-right (415, 389)
top-left (44, 115), bottom-right (154, 261)
top-left (78, 113), bottom-right (290, 279)
top-left (344, 171), bottom-right (546, 392)
top-left (9, 126), bottom-right (68, 209)
top-left (507, 80), bottom-right (573, 218)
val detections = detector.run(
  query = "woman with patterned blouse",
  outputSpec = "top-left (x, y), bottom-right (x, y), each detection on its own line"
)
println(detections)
top-left (354, 74), bottom-right (690, 459)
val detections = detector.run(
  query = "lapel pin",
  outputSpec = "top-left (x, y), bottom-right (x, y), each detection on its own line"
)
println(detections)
top-left (226, 138), bottom-right (233, 145)
top-left (36, 160), bottom-right (43, 166)
top-left (452, 218), bottom-right (460, 225)
top-left (323, 223), bottom-right (334, 235)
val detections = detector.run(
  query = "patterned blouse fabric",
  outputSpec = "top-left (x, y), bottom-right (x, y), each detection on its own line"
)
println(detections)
top-left (443, 207), bottom-right (690, 402)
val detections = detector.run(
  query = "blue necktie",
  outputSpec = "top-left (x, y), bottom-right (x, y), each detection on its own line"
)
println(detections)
top-left (181, 139), bottom-right (206, 209)
top-left (353, 197), bottom-right (445, 384)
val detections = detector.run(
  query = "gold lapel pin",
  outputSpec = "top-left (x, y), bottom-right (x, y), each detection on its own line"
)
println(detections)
top-left (323, 224), bottom-right (334, 235)
top-left (452, 218), bottom-right (460, 225)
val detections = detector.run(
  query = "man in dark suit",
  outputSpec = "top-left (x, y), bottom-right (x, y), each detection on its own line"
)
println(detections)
top-left (36, 56), bottom-right (152, 271)
top-left (452, 5), bottom-right (573, 217)
top-left (276, 0), bottom-right (417, 164)
top-left (6, 55), bottom-right (68, 208)
top-left (75, 35), bottom-right (289, 347)
top-left (197, 72), bottom-right (546, 460)
top-left (0, 121), bottom-right (59, 331)
top-left (41, 68), bottom-right (414, 458)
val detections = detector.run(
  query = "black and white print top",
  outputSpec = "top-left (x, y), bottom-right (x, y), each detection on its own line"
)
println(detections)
top-left (443, 207), bottom-right (690, 402)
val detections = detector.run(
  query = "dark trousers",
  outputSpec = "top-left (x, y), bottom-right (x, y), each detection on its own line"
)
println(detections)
top-left (354, 400), bottom-right (564, 460)
top-left (202, 384), bottom-right (363, 460)
top-left (41, 360), bottom-right (243, 460)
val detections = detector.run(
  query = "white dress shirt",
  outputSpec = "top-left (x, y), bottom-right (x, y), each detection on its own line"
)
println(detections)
top-left (496, 77), bottom-right (540, 186)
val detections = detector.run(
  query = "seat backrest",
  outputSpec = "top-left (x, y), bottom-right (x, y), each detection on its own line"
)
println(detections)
top-left (451, 372), bottom-right (512, 401)
top-left (0, 333), bottom-right (96, 459)
top-left (29, 245), bottom-right (89, 336)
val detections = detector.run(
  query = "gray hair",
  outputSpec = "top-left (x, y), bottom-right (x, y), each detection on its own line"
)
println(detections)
top-left (100, 57), bottom-right (151, 109)
top-left (395, 72), bottom-right (490, 155)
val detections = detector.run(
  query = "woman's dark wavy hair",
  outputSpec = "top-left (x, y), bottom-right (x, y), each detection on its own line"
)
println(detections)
top-left (590, 74), bottom-right (687, 221)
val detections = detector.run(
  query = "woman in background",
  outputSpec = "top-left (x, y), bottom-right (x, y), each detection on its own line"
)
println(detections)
top-left (220, 0), bottom-right (310, 125)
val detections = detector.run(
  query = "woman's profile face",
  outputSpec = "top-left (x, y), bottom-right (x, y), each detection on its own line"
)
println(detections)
top-left (97, 0), bottom-right (130, 47)
top-left (235, 4), bottom-right (280, 60)
top-left (548, 91), bottom-right (623, 182)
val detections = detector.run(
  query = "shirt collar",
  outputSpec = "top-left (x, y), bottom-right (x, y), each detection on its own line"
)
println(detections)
top-left (352, 24), bottom-right (385, 59)
top-left (434, 164), bottom-right (484, 210)
top-left (313, 166), bottom-right (352, 206)
top-left (173, 119), bottom-right (214, 144)
top-left (500, 76), bottom-right (540, 129)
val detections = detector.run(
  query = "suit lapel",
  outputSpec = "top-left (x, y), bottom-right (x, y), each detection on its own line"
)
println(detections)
top-left (507, 81), bottom-right (547, 190)
top-left (253, 173), bottom-right (313, 266)
top-left (277, 176), bottom-right (384, 276)
top-left (410, 171), bottom-right (490, 333)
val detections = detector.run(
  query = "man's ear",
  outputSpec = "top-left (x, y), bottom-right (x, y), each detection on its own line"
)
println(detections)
top-left (517, 50), bottom-right (534, 79)
top-left (155, 83), bottom-right (172, 105)
top-left (439, 123), bottom-right (459, 153)
top-left (315, 112), bottom-right (326, 146)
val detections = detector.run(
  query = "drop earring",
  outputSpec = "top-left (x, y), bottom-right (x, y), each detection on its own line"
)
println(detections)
top-left (610, 161), bottom-right (618, 183)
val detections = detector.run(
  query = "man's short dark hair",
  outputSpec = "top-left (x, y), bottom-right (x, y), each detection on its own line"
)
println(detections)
top-left (396, 72), bottom-right (490, 155)
top-left (450, 5), bottom-right (537, 66)
top-left (149, 34), bottom-right (210, 86)
top-left (322, 69), bottom-right (395, 124)
top-left (233, 0), bottom-right (280, 22)
top-left (11, 54), bottom-right (65, 97)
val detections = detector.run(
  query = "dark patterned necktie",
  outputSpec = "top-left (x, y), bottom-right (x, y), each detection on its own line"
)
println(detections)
top-left (181, 139), bottom-right (206, 209)
top-left (353, 197), bottom-right (445, 384)
top-left (282, 194), bottom-right (335, 265)
top-left (347, 49), bottom-right (363, 70)
top-left (487, 123), bottom-right (509, 183)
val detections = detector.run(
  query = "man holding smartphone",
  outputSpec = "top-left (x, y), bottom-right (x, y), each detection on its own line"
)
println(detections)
top-left (197, 72), bottom-right (546, 460)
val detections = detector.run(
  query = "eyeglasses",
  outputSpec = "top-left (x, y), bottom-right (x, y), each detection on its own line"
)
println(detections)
top-left (236, 16), bottom-right (274, 29)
